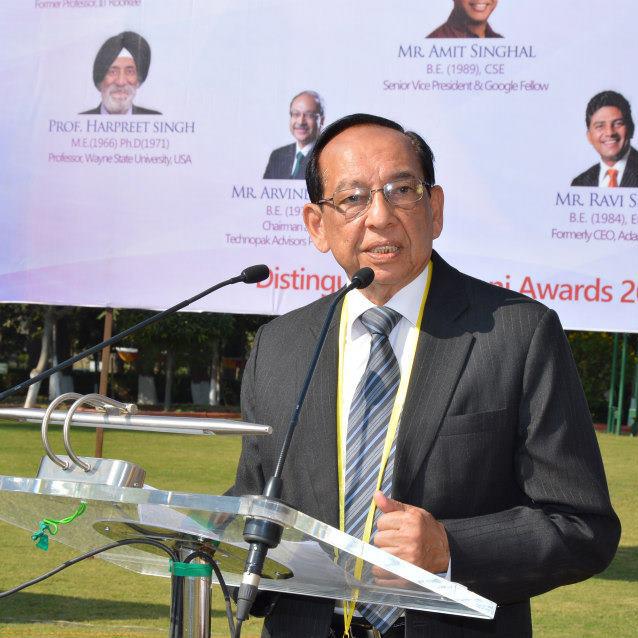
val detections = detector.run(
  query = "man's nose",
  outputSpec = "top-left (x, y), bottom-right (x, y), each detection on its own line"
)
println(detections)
top-left (365, 189), bottom-right (395, 227)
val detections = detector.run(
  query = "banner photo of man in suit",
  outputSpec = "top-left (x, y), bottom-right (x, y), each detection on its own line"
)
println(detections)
top-left (263, 90), bottom-right (325, 180)
top-left (80, 31), bottom-right (162, 116)
top-left (571, 90), bottom-right (638, 188)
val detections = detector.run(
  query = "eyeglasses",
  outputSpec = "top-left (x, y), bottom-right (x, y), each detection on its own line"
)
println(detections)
top-left (290, 110), bottom-right (321, 120)
top-left (317, 178), bottom-right (430, 221)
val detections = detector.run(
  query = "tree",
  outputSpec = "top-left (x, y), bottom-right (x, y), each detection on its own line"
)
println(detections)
top-left (567, 331), bottom-right (637, 422)
top-left (114, 309), bottom-right (235, 409)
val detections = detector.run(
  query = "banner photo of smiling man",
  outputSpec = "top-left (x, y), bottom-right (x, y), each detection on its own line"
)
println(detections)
top-left (571, 90), bottom-right (638, 188)
top-left (80, 31), bottom-right (162, 116)
top-left (263, 90), bottom-right (325, 180)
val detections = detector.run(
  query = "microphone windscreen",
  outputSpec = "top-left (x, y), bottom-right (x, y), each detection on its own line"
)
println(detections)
top-left (350, 267), bottom-right (375, 289)
top-left (241, 264), bottom-right (270, 284)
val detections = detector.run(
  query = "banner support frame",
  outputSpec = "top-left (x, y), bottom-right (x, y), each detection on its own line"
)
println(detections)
top-left (94, 308), bottom-right (113, 458)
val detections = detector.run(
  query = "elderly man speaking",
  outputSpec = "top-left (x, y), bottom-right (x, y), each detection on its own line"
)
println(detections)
top-left (231, 114), bottom-right (620, 638)
top-left (81, 31), bottom-right (161, 115)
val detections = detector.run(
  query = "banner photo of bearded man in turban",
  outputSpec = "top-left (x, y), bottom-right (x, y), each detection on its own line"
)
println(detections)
top-left (80, 31), bottom-right (161, 115)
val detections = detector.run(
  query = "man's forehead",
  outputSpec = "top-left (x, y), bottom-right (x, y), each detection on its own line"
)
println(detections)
top-left (590, 106), bottom-right (624, 124)
top-left (292, 93), bottom-right (318, 109)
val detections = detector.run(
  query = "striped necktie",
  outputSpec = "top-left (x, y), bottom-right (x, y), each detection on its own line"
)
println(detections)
top-left (291, 150), bottom-right (304, 178)
top-left (345, 305), bottom-right (403, 632)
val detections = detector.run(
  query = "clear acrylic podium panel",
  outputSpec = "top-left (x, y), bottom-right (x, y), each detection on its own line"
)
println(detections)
top-left (0, 474), bottom-right (496, 620)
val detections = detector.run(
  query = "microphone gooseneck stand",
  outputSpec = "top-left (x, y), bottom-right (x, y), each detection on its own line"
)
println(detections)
top-left (236, 267), bottom-right (375, 628)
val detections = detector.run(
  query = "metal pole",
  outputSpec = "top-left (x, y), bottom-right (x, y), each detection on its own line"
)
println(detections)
top-left (630, 335), bottom-right (638, 436)
top-left (183, 565), bottom-right (212, 637)
top-left (94, 308), bottom-right (113, 457)
top-left (177, 548), bottom-right (212, 638)
top-left (615, 334), bottom-right (628, 435)
top-left (607, 333), bottom-right (619, 433)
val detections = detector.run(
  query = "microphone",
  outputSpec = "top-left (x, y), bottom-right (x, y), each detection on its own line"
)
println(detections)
top-left (241, 264), bottom-right (270, 284)
top-left (236, 267), bottom-right (375, 621)
top-left (0, 265), bottom-right (270, 402)
top-left (350, 267), bottom-right (374, 289)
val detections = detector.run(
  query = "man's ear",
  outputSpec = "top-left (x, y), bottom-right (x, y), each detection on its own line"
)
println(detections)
top-left (429, 185), bottom-right (444, 239)
top-left (303, 203), bottom-right (330, 253)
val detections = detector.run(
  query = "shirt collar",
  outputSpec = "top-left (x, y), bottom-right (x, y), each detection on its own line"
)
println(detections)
top-left (296, 141), bottom-right (315, 155)
top-left (345, 261), bottom-right (431, 338)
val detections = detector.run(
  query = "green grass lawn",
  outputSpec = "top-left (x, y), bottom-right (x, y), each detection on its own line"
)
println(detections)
top-left (0, 422), bottom-right (635, 637)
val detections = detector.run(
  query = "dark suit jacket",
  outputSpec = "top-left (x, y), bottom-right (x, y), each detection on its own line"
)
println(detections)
top-left (233, 252), bottom-right (620, 637)
top-left (263, 143), bottom-right (309, 180)
top-left (79, 104), bottom-right (162, 115)
top-left (571, 146), bottom-right (638, 187)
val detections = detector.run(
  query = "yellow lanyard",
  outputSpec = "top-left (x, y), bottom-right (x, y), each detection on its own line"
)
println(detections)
top-left (336, 263), bottom-right (432, 636)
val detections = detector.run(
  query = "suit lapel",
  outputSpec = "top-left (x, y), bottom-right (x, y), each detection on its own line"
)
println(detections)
top-left (295, 296), bottom-right (342, 528)
top-left (394, 254), bottom-right (474, 500)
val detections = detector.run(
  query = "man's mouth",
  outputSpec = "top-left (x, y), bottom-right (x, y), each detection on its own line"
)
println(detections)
top-left (601, 138), bottom-right (622, 150)
top-left (368, 245), bottom-right (399, 254)
top-left (109, 86), bottom-right (132, 98)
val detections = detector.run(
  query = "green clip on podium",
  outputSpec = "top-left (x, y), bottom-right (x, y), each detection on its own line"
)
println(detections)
top-left (0, 394), bottom-right (495, 638)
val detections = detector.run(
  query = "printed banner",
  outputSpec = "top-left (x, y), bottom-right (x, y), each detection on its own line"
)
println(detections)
top-left (0, 0), bottom-right (636, 331)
